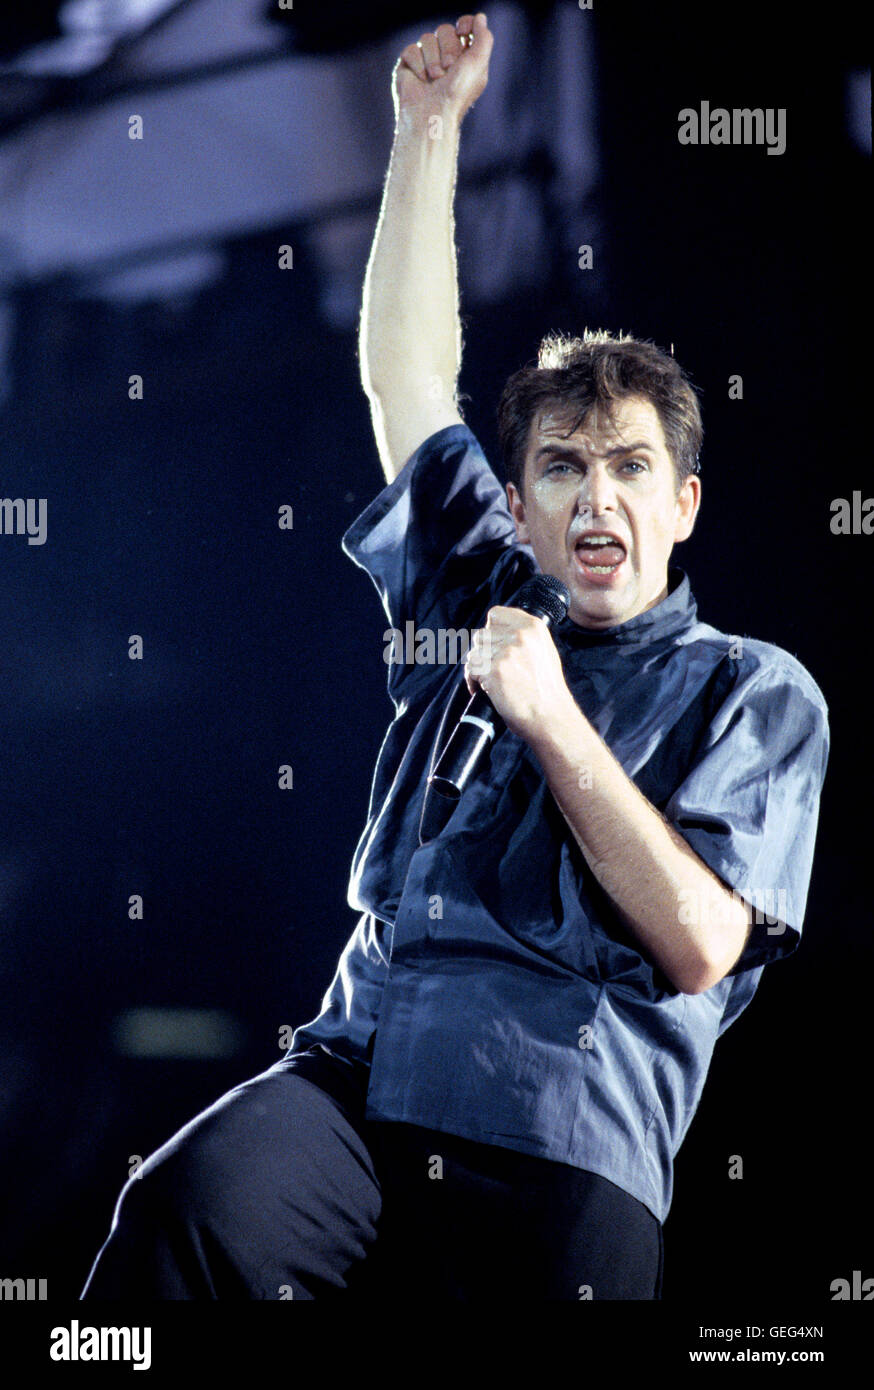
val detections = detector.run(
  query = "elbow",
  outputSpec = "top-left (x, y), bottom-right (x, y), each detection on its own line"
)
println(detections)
top-left (676, 898), bottom-right (752, 994)
top-left (679, 970), bottom-right (719, 996)
top-left (677, 942), bottom-right (746, 994)
top-left (675, 953), bottom-right (726, 996)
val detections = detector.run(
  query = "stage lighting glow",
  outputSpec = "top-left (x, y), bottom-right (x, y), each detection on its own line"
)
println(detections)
top-left (112, 1006), bottom-right (245, 1058)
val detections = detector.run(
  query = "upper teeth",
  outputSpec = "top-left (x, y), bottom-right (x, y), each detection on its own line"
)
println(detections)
top-left (580, 535), bottom-right (615, 546)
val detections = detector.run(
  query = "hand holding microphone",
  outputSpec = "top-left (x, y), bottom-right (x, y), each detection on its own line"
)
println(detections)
top-left (429, 574), bottom-right (571, 801)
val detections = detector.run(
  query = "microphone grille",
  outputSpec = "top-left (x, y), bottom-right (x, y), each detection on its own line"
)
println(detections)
top-left (514, 573), bottom-right (571, 626)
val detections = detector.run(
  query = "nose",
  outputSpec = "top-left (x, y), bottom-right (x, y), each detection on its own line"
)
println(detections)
top-left (575, 463), bottom-right (618, 519)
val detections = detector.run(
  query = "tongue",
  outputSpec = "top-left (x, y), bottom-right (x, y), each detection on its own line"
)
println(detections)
top-left (578, 544), bottom-right (625, 567)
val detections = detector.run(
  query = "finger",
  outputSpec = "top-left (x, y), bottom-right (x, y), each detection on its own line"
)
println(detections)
top-left (435, 22), bottom-right (462, 67)
top-left (468, 13), bottom-right (490, 48)
top-left (464, 647), bottom-right (477, 695)
top-left (456, 13), bottom-right (485, 48)
top-left (417, 33), bottom-right (443, 80)
top-left (398, 42), bottom-right (426, 80)
top-left (468, 632), bottom-right (494, 677)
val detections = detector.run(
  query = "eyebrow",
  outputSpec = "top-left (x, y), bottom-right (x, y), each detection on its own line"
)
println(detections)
top-left (533, 440), bottom-right (657, 462)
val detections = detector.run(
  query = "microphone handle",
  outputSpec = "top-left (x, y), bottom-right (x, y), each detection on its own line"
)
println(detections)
top-left (429, 688), bottom-right (504, 801)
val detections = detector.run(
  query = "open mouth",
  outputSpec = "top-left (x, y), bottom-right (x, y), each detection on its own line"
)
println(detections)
top-left (573, 532), bottom-right (627, 580)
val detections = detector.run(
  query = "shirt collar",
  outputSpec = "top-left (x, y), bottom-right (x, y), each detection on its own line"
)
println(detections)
top-left (553, 566), bottom-right (697, 653)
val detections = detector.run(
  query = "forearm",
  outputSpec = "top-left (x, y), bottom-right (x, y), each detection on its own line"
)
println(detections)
top-left (359, 109), bottom-right (463, 415)
top-left (529, 700), bottom-right (751, 994)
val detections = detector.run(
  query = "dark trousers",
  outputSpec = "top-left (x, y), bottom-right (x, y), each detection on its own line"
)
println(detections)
top-left (81, 1048), bottom-right (663, 1301)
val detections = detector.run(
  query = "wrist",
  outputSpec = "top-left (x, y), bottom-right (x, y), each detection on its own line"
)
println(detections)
top-left (525, 691), bottom-right (592, 762)
top-left (393, 103), bottom-right (462, 143)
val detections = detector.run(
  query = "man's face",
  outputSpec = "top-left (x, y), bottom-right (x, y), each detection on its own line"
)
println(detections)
top-left (506, 395), bottom-right (701, 630)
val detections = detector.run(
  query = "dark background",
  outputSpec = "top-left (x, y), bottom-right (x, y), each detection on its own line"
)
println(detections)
top-left (0, 0), bottom-right (869, 1303)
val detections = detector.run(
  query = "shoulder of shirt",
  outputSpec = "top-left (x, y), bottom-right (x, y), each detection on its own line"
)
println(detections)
top-left (681, 621), bottom-right (829, 717)
top-left (413, 421), bottom-right (487, 463)
top-left (428, 421), bottom-right (482, 446)
top-left (381, 421), bottom-right (499, 497)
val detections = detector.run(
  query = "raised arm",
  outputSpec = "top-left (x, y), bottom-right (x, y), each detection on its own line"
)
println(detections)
top-left (359, 13), bottom-right (493, 483)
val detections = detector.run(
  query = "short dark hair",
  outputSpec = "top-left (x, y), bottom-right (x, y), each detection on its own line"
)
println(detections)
top-left (496, 330), bottom-right (703, 499)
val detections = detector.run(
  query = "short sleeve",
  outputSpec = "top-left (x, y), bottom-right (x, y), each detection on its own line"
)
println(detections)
top-left (342, 423), bottom-right (529, 707)
top-left (663, 655), bottom-right (829, 973)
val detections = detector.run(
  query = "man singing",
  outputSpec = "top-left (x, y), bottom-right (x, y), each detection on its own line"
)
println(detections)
top-left (82, 13), bottom-right (828, 1301)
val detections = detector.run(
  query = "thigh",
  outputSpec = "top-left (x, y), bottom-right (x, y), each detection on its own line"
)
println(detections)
top-left (537, 1158), bottom-right (663, 1300)
top-left (82, 1062), bottom-right (383, 1300)
top-left (364, 1122), bottom-right (662, 1301)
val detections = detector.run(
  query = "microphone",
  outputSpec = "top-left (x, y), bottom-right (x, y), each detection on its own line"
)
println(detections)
top-left (427, 573), bottom-right (571, 801)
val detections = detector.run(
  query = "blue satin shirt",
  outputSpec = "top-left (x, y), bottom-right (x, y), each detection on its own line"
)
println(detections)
top-left (286, 423), bottom-right (829, 1222)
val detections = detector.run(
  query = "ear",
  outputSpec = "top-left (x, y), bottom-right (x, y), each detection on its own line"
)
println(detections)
top-left (506, 481), bottom-right (530, 544)
top-left (673, 475), bottom-right (701, 543)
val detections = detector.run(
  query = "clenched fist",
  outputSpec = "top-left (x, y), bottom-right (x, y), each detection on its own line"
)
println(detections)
top-left (464, 605), bottom-right (576, 743)
top-left (393, 13), bottom-right (493, 124)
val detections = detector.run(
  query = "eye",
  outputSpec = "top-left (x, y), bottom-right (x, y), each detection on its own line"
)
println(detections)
top-left (545, 460), bottom-right (575, 476)
top-left (622, 459), bottom-right (647, 474)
